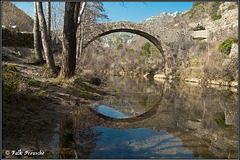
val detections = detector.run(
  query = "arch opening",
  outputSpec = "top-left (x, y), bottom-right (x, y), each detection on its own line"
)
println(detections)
top-left (83, 28), bottom-right (166, 65)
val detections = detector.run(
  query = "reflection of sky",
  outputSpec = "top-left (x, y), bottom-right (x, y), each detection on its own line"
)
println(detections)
top-left (48, 124), bottom-right (60, 157)
top-left (90, 127), bottom-right (197, 159)
top-left (90, 104), bottom-right (128, 119)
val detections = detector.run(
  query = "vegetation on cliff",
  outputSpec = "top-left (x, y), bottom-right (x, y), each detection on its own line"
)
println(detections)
top-left (218, 37), bottom-right (238, 54)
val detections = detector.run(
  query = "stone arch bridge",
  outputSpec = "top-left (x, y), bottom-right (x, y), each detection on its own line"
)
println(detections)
top-left (82, 21), bottom-right (186, 67)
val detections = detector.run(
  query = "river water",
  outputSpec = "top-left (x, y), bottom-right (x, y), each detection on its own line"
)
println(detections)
top-left (55, 76), bottom-right (238, 159)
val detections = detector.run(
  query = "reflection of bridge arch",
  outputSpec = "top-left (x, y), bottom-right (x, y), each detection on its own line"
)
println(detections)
top-left (88, 97), bottom-right (160, 123)
top-left (83, 21), bottom-right (167, 66)
top-left (79, 84), bottom-right (165, 130)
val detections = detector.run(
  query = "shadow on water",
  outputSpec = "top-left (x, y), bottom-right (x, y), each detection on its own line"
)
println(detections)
top-left (53, 76), bottom-right (238, 159)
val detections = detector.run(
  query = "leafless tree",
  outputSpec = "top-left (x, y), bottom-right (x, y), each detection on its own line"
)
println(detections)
top-left (46, 2), bottom-right (51, 37)
top-left (33, 2), bottom-right (44, 64)
top-left (60, 2), bottom-right (86, 78)
top-left (77, 2), bottom-right (108, 59)
top-left (37, 2), bottom-right (56, 72)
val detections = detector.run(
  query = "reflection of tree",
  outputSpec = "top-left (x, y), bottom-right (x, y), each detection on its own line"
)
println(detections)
top-left (137, 80), bottom-right (165, 111)
top-left (59, 115), bottom-right (102, 159)
top-left (74, 120), bottom-right (102, 158)
top-left (59, 116), bottom-right (75, 159)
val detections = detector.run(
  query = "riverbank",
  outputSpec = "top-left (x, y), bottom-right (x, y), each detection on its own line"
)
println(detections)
top-left (2, 47), bottom-right (115, 158)
top-left (113, 71), bottom-right (238, 92)
top-left (153, 74), bottom-right (238, 92)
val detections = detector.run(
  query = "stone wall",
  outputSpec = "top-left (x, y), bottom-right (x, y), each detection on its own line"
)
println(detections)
top-left (2, 28), bottom-right (33, 48)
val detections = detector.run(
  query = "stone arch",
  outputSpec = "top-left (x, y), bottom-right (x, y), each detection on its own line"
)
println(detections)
top-left (83, 21), bottom-right (166, 66)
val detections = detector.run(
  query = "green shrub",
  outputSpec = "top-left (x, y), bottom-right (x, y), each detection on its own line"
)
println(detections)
top-left (122, 58), bottom-right (126, 63)
top-left (28, 77), bottom-right (41, 86)
top-left (114, 37), bottom-right (123, 50)
top-left (128, 49), bottom-right (134, 53)
top-left (213, 115), bottom-right (228, 129)
top-left (192, 24), bottom-right (206, 31)
top-left (52, 77), bottom-right (63, 85)
top-left (211, 14), bottom-right (222, 21)
top-left (2, 65), bottom-right (21, 98)
top-left (213, 2), bottom-right (221, 7)
top-left (141, 42), bottom-right (151, 52)
top-left (28, 54), bottom-right (36, 61)
top-left (218, 37), bottom-right (238, 54)
top-left (228, 4), bottom-right (236, 10)
top-left (140, 42), bottom-right (151, 57)
top-left (189, 12), bottom-right (195, 19)
top-left (41, 64), bottom-right (57, 78)
top-left (74, 75), bottom-right (82, 79)
top-left (73, 113), bottom-right (80, 117)
top-left (192, 2), bottom-right (204, 7)
top-left (63, 128), bottom-right (73, 137)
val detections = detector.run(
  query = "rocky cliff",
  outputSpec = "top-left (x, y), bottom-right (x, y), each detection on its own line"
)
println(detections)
top-left (169, 2), bottom-right (238, 85)
top-left (130, 2), bottom-right (238, 86)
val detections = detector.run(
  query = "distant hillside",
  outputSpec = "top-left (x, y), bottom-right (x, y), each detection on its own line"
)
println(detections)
top-left (140, 11), bottom-right (186, 26)
top-left (2, 2), bottom-right (33, 32)
top-left (102, 32), bottom-right (136, 48)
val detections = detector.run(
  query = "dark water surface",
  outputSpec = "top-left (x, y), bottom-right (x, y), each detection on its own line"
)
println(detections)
top-left (54, 76), bottom-right (238, 159)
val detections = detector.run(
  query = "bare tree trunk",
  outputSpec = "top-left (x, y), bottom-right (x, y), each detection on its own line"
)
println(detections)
top-left (77, 2), bottom-right (86, 59)
top-left (77, 14), bottom-right (86, 59)
top-left (46, 2), bottom-right (54, 54)
top-left (60, 2), bottom-right (86, 78)
top-left (78, 23), bottom-right (85, 58)
top-left (37, 2), bottom-right (56, 72)
top-left (33, 2), bottom-right (44, 64)
top-left (60, 3), bottom-right (78, 78)
top-left (76, 20), bottom-right (83, 59)
top-left (46, 2), bottom-right (51, 37)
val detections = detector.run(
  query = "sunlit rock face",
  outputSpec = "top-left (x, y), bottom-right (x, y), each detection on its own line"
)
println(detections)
top-left (141, 11), bottom-right (186, 26)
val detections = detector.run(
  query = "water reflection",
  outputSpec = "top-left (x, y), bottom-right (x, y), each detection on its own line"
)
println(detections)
top-left (97, 76), bottom-right (164, 118)
top-left (90, 127), bottom-right (198, 159)
top-left (90, 103), bottom-right (128, 119)
top-left (57, 76), bottom-right (238, 159)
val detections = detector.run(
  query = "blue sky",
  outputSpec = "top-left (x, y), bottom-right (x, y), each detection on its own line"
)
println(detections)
top-left (103, 2), bottom-right (193, 22)
top-left (13, 2), bottom-right (193, 23)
